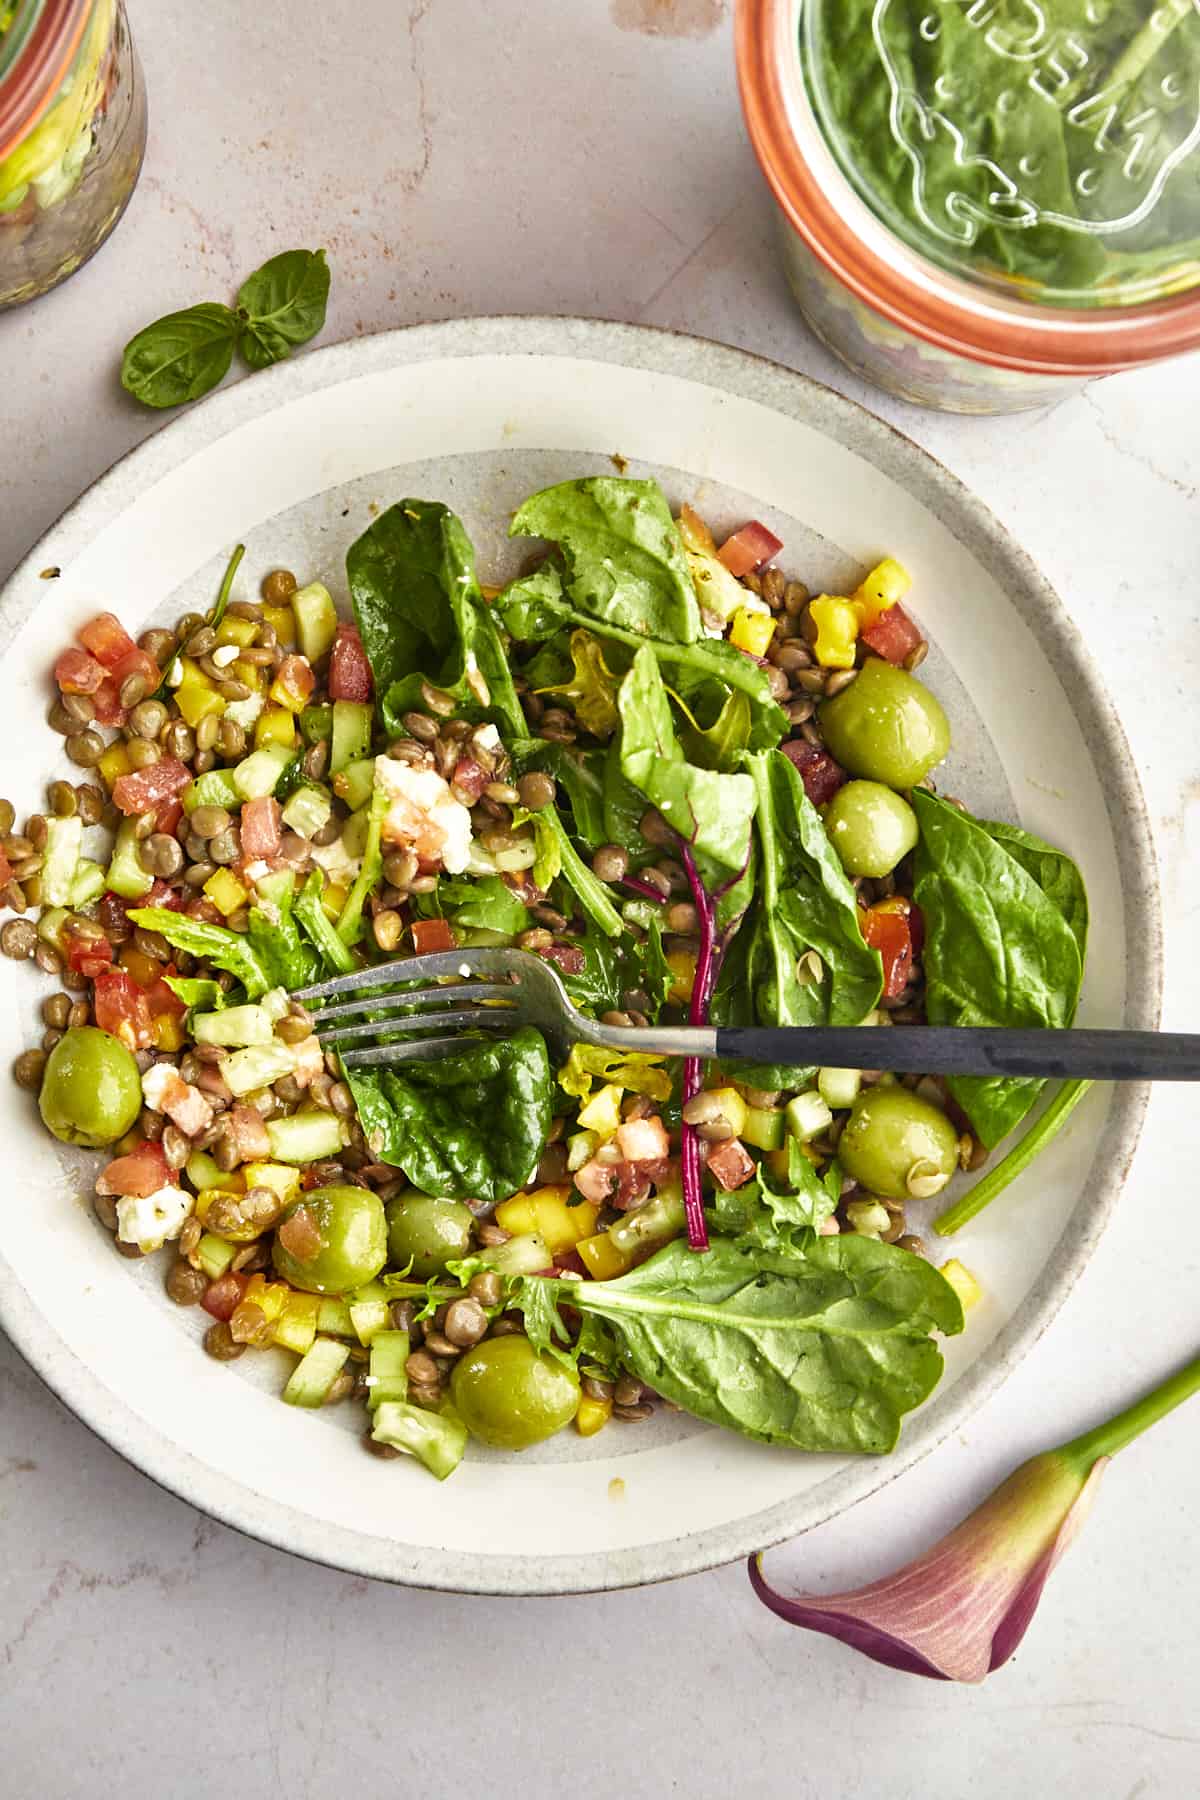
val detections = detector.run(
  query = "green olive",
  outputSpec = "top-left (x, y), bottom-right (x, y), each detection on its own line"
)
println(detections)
top-left (38, 1026), bottom-right (142, 1148)
top-left (837, 1086), bottom-right (959, 1202)
top-left (272, 1186), bottom-right (387, 1294)
top-left (819, 658), bottom-right (951, 790)
top-left (823, 780), bottom-right (918, 878)
top-left (385, 1192), bottom-right (475, 1278)
top-left (450, 1335), bottom-right (581, 1450)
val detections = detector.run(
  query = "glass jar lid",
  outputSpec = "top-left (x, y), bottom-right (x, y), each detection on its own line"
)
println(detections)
top-left (800, 0), bottom-right (1200, 309)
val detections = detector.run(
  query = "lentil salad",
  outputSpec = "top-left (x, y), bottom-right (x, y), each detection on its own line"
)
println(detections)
top-left (6, 476), bottom-right (1087, 1479)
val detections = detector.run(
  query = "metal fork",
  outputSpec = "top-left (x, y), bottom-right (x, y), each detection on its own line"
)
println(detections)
top-left (294, 947), bottom-right (1200, 1081)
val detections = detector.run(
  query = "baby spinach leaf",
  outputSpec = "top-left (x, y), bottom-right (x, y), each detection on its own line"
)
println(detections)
top-left (522, 1235), bottom-right (962, 1454)
top-left (979, 820), bottom-right (1089, 963)
top-left (712, 749), bottom-right (882, 1085)
top-left (709, 1142), bottom-right (837, 1252)
top-left (236, 248), bottom-right (330, 369)
top-left (497, 562), bottom-right (786, 750)
top-left (436, 874), bottom-right (530, 938)
top-left (557, 915), bottom-right (672, 1022)
top-left (247, 879), bottom-right (321, 991)
top-left (126, 906), bottom-right (271, 998)
top-left (347, 500), bottom-right (525, 740)
top-left (532, 804), bottom-right (624, 939)
top-left (514, 742), bottom-right (608, 852)
top-left (511, 477), bottom-right (700, 645)
top-left (121, 303), bottom-right (239, 409)
top-left (912, 790), bottom-right (1084, 1148)
top-left (295, 872), bottom-right (357, 975)
top-left (346, 1026), bottom-right (554, 1204)
top-left (618, 647), bottom-right (756, 880)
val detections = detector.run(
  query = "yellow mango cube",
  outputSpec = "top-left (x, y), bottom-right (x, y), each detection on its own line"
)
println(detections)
top-left (496, 1186), bottom-right (599, 1256)
top-left (97, 740), bottom-right (134, 791)
top-left (204, 868), bottom-right (249, 917)
top-left (666, 947), bottom-right (697, 1005)
top-left (809, 597), bottom-right (860, 670)
top-left (255, 704), bottom-right (297, 750)
top-left (729, 607), bottom-right (776, 659)
top-left (575, 1395), bottom-right (613, 1437)
top-left (940, 1259), bottom-right (983, 1312)
top-left (242, 1162), bottom-right (301, 1207)
top-left (215, 616), bottom-right (258, 649)
top-left (704, 1086), bottom-right (747, 1138)
top-left (151, 1013), bottom-right (186, 1053)
top-left (261, 603), bottom-right (298, 649)
top-left (321, 881), bottom-right (348, 920)
top-left (232, 658), bottom-right (267, 693)
top-left (175, 663), bottom-right (227, 728)
top-left (852, 557), bottom-right (911, 629)
top-left (577, 1083), bottom-right (623, 1137)
top-left (576, 1231), bottom-right (633, 1283)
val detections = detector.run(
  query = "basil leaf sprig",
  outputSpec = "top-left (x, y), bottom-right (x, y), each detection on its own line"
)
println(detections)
top-left (121, 248), bottom-right (331, 409)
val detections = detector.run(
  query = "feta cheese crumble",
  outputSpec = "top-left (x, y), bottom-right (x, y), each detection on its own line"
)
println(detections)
top-left (374, 757), bottom-right (473, 874)
top-left (116, 1184), bottom-right (194, 1254)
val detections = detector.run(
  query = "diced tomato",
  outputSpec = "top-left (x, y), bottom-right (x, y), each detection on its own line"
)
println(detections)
top-left (64, 928), bottom-right (113, 975)
top-left (54, 648), bottom-right (107, 695)
top-left (186, 897), bottom-right (224, 924)
top-left (449, 757), bottom-right (489, 803)
top-left (410, 917), bottom-right (454, 956)
top-left (240, 795), bottom-right (282, 861)
top-left (780, 740), bottom-right (848, 808)
top-left (96, 1141), bottom-right (170, 1198)
top-left (111, 757), bottom-right (192, 817)
top-left (201, 1273), bottom-right (249, 1322)
top-left (538, 944), bottom-right (586, 976)
top-left (155, 797), bottom-right (184, 839)
top-left (110, 645), bottom-right (160, 692)
top-left (228, 1104), bottom-right (271, 1162)
top-left (553, 1249), bottom-right (588, 1278)
top-left (99, 880), bottom-right (185, 936)
top-left (861, 604), bottom-right (924, 667)
top-left (704, 1137), bottom-right (757, 1192)
top-left (146, 974), bottom-right (186, 1018)
top-left (328, 622), bottom-right (373, 702)
top-left (716, 520), bottom-right (784, 578)
top-left (861, 903), bottom-right (914, 1000)
top-left (273, 654), bottom-right (315, 708)
top-left (92, 968), bottom-right (154, 1049)
top-left (78, 612), bottom-right (138, 670)
top-left (91, 677), bottom-right (127, 727)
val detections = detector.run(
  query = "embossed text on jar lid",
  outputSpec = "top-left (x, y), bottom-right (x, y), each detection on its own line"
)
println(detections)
top-left (800, 0), bottom-right (1200, 309)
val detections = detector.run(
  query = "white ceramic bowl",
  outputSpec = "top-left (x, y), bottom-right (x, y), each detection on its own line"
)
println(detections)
top-left (0, 318), bottom-right (1160, 1593)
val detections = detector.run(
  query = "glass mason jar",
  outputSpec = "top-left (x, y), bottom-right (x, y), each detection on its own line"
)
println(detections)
top-left (0, 0), bottom-right (146, 310)
top-left (737, 0), bottom-right (1200, 413)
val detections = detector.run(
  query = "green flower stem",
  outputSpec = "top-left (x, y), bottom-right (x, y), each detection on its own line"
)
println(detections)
top-left (1060, 1350), bottom-right (1200, 1471)
top-left (934, 1080), bottom-right (1092, 1237)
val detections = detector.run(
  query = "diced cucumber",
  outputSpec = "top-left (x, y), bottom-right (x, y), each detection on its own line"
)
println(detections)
top-left (184, 767), bottom-right (241, 815)
top-left (68, 858), bottom-right (106, 908)
top-left (741, 1105), bottom-right (785, 1153)
top-left (106, 816), bottom-right (154, 900)
top-left (365, 1329), bottom-right (409, 1409)
top-left (370, 1401), bottom-right (468, 1481)
top-left (37, 907), bottom-right (69, 951)
top-left (330, 700), bottom-right (373, 774)
top-left (786, 1089), bottom-right (834, 1143)
top-left (299, 702), bottom-right (333, 746)
top-left (478, 1232), bottom-right (550, 1278)
top-left (40, 816), bottom-right (82, 906)
top-left (818, 1066), bottom-right (863, 1111)
top-left (332, 758), bottom-right (376, 813)
top-left (341, 805), bottom-right (370, 861)
top-left (233, 743), bottom-right (294, 802)
top-left (350, 1293), bottom-right (392, 1348)
top-left (280, 783), bottom-right (332, 840)
top-left (567, 1129), bottom-right (598, 1173)
top-left (260, 986), bottom-right (290, 1022)
top-left (316, 1296), bottom-right (356, 1337)
top-left (193, 1004), bottom-right (274, 1048)
top-left (222, 1042), bottom-right (296, 1096)
top-left (283, 1336), bottom-right (350, 1407)
top-left (292, 582), bottom-right (338, 664)
top-left (195, 1233), bottom-right (236, 1280)
top-left (266, 1108), bottom-right (347, 1165)
top-left (186, 1149), bottom-right (229, 1193)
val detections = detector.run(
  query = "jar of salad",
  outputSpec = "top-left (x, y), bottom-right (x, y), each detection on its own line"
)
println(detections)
top-left (0, 0), bottom-right (145, 310)
top-left (737, 0), bottom-right (1200, 412)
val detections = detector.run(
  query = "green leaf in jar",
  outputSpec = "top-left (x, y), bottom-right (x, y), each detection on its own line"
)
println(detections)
top-left (236, 248), bottom-right (331, 369)
top-left (120, 303), bottom-right (240, 409)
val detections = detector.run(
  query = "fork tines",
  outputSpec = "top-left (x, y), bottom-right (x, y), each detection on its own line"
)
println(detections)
top-left (293, 948), bottom-right (520, 1066)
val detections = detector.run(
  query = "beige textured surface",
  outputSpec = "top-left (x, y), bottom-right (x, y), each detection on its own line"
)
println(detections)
top-left (1, 3), bottom-right (1198, 1793)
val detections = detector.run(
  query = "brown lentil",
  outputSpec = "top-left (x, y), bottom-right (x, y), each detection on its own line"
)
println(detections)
top-left (125, 737), bottom-right (160, 770)
top-left (184, 860), bottom-right (217, 888)
top-left (582, 1374), bottom-right (614, 1402)
top-left (65, 729), bottom-right (104, 768)
top-left (373, 910), bottom-right (403, 952)
top-left (48, 700), bottom-right (84, 736)
top-left (203, 1322), bottom-right (246, 1362)
top-left (47, 781), bottom-right (77, 819)
top-left (516, 771), bottom-right (556, 811)
top-left (67, 999), bottom-right (90, 1029)
top-left (364, 1430), bottom-right (402, 1460)
top-left (0, 799), bottom-right (13, 835)
top-left (382, 848), bottom-right (418, 890)
top-left (165, 1260), bottom-right (209, 1306)
top-left (161, 1124), bottom-right (190, 1170)
top-left (1, 919), bottom-right (37, 959)
top-left (467, 1270), bottom-right (502, 1308)
top-left (405, 1349), bottom-right (441, 1389)
top-left (903, 641), bottom-right (929, 673)
top-left (139, 833), bottom-right (185, 878)
top-left (477, 1222), bottom-right (510, 1249)
top-left (92, 1191), bottom-right (119, 1232)
top-left (591, 844), bottom-right (629, 884)
top-left (613, 1402), bottom-right (654, 1422)
top-left (261, 569), bottom-right (298, 604)
top-left (208, 828), bottom-right (240, 866)
top-left (33, 943), bottom-right (63, 976)
top-left (139, 627), bottom-right (176, 661)
top-left (217, 718), bottom-right (246, 758)
top-left (824, 668), bottom-right (859, 699)
top-left (12, 1048), bottom-right (45, 1089)
top-left (421, 1330), bottom-right (461, 1359)
top-left (190, 805), bottom-right (231, 841)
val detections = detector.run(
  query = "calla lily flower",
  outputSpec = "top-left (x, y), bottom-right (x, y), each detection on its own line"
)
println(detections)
top-left (750, 1348), bottom-right (1200, 1682)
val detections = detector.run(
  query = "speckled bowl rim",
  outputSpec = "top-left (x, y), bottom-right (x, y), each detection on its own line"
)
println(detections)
top-left (0, 316), bottom-right (1162, 1595)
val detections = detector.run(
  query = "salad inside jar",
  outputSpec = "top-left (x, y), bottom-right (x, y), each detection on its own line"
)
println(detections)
top-left (5, 477), bottom-right (1087, 1479)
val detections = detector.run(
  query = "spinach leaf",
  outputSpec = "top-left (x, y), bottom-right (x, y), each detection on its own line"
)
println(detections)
top-left (163, 976), bottom-right (227, 1013)
top-left (671, 682), bottom-right (753, 773)
top-left (437, 875), bottom-right (530, 938)
top-left (347, 501), bottom-right (525, 740)
top-left (712, 749), bottom-right (882, 1084)
top-left (603, 738), bottom-right (652, 858)
top-left (247, 879), bottom-right (321, 991)
top-left (126, 907), bottom-right (271, 999)
top-left (911, 790), bottom-right (1084, 1148)
top-left (534, 805), bottom-right (624, 939)
top-left (521, 1235), bottom-right (962, 1454)
top-left (236, 248), bottom-right (331, 369)
top-left (295, 871), bottom-right (357, 975)
top-left (345, 1026), bottom-right (554, 1204)
top-left (121, 304), bottom-right (239, 409)
top-left (618, 647), bottom-right (756, 882)
top-left (979, 820), bottom-right (1089, 963)
top-left (511, 477), bottom-right (700, 645)
top-left (709, 1140), bottom-right (838, 1252)
top-left (559, 914), bottom-right (672, 1021)
top-left (515, 742), bottom-right (608, 852)
top-left (497, 562), bottom-right (786, 750)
